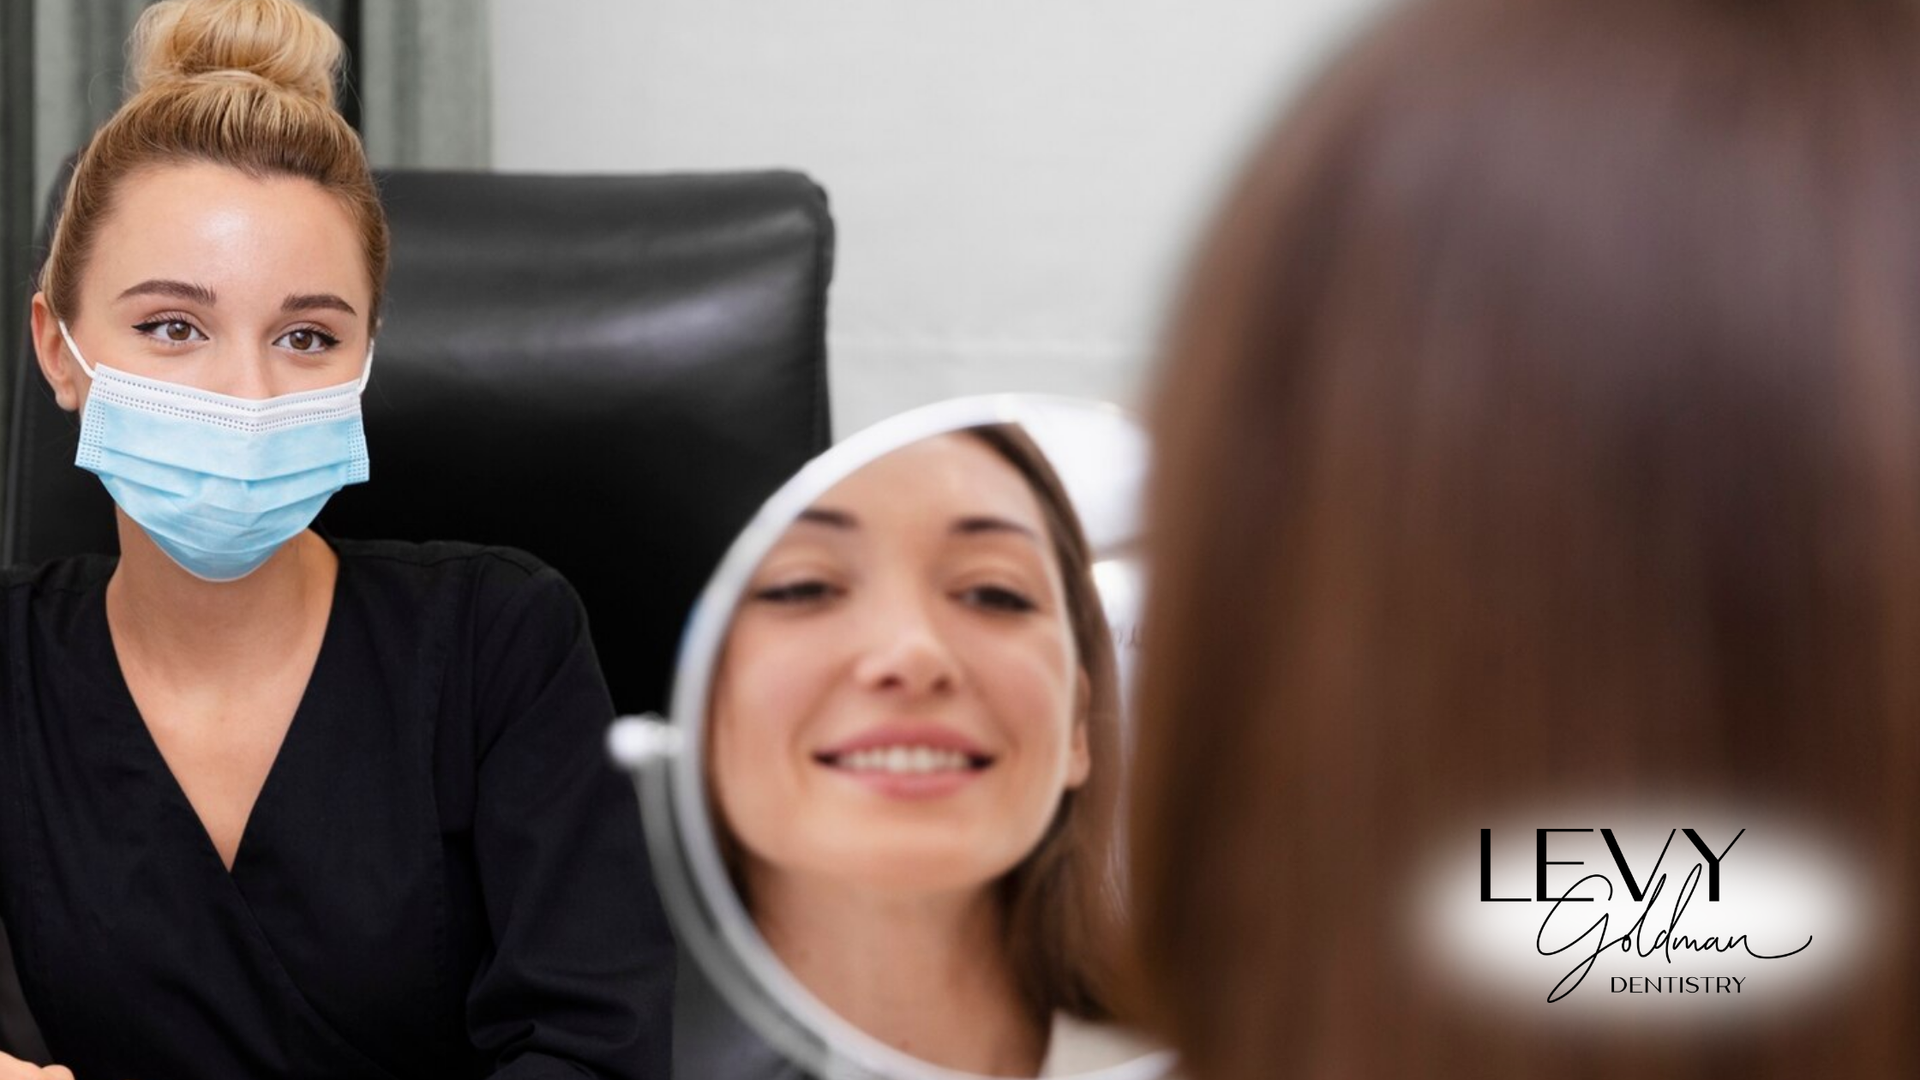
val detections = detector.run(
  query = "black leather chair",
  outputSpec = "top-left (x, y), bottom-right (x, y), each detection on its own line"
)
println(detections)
top-left (0, 167), bottom-right (835, 1059)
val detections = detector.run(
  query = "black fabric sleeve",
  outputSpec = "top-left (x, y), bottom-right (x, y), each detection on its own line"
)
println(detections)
top-left (462, 558), bottom-right (675, 1079)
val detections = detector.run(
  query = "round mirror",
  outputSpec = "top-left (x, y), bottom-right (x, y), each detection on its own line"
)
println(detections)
top-left (612, 395), bottom-right (1173, 1080)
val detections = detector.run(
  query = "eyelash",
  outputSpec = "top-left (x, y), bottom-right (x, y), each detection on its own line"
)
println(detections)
top-left (128, 316), bottom-right (342, 354)
top-left (752, 579), bottom-right (844, 605)
top-left (958, 584), bottom-right (1038, 614)
top-left (131, 314), bottom-right (206, 345)
top-left (751, 579), bottom-right (1037, 618)
top-left (276, 324), bottom-right (341, 354)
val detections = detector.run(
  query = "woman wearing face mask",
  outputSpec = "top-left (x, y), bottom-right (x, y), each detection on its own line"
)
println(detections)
top-left (1128, 0), bottom-right (1920, 1077)
top-left (686, 427), bottom-right (1151, 1078)
top-left (0, 1), bottom-right (672, 1077)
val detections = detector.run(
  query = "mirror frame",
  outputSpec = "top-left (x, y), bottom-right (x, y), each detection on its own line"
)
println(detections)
top-left (612, 393), bottom-right (1177, 1080)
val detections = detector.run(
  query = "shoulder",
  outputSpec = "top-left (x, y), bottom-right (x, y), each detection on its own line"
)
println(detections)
top-left (1039, 1013), bottom-right (1170, 1078)
top-left (0, 558), bottom-right (115, 705)
top-left (330, 537), bottom-right (580, 615)
top-left (330, 536), bottom-right (560, 583)
top-left (329, 539), bottom-right (602, 711)
top-left (0, 554), bottom-right (115, 615)
top-left (328, 538), bottom-right (593, 684)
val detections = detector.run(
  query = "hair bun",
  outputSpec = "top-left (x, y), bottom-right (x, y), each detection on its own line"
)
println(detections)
top-left (130, 0), bottom-right (341, 107)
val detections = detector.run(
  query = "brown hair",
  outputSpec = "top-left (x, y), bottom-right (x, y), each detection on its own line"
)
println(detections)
top-left (38, 0), bottom-right (388, 327)
top-left (968, 423), bottom-right (1126, 1028)
top-left (1130, 0), bottom-right (1920, 1077)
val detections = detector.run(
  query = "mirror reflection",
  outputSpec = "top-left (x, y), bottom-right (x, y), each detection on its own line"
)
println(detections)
top-left (692, 414), bottom-right (1161, 1078)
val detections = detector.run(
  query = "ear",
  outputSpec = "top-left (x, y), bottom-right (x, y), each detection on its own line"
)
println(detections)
top-left (1065, 665), bottom-right (1092, 790)
top-left (30, 293), bottom-right (83, 413)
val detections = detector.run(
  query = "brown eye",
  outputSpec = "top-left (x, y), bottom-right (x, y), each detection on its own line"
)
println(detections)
top-left (132, 318), bottom-right (207, 345)
top-left (274, 326), bottom-right (339, 354)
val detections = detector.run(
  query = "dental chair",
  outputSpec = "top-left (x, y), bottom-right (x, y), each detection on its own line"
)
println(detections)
top-left (0, 167), bottom-right (836, 1060)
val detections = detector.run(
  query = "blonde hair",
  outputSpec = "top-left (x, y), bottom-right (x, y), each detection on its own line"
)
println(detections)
top-left (39, 0), bottom-right (388, 327)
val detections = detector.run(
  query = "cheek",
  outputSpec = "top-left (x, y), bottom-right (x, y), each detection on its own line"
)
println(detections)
top-left (959, 631), bottom-right (1083, 879)
top-left (710, 659), bottom-right (796, 865)
top-left (710, 619), bottom-right (867, 873)
top-left (709, 620), bottom-right (837, 804)
top-left (974, 628), bottom-right (1080, 756)
top-left (715, 621), bottom-right (837, 738)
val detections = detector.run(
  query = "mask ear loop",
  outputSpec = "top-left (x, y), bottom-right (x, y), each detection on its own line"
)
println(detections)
top-left (356, 344), bottom-right (375, 392)
top-left (56, 320), bottom-right (98, 381)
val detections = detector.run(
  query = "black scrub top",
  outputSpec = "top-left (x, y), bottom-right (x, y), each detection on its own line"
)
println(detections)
top-left (0, 539), bottom-right (673, 1079)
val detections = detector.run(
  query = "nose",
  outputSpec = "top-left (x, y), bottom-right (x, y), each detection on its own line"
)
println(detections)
top-left (188, 340), bottom-right (278, 399)
top-left (213, 344), bottom-right (277, 400)
top-left (851, 591), bottom-right (960, 697)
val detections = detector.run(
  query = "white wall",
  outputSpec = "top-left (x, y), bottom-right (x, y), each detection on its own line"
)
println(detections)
top-left (491, 1), bottom-right (1388, 436)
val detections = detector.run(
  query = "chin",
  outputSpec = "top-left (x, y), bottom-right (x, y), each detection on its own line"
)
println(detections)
top-left (804, 841), bottom-right (1025, 898)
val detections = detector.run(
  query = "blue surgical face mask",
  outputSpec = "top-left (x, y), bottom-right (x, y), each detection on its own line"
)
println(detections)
top-left (58, 321), bottom-right (374, 583)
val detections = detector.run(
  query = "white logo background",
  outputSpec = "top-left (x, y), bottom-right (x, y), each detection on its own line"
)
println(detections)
top-left (1410, 803), bottom-right (1877, 1029)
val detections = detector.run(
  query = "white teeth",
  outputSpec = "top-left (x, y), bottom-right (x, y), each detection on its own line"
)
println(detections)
top-left (834, 746), bottom-right (974, 774)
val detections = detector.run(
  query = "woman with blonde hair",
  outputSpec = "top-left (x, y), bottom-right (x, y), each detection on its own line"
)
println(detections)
top-left (1, 1), bottom-right (672, 1076)
top-left (1130, 0), bottom-right (1919, 1076)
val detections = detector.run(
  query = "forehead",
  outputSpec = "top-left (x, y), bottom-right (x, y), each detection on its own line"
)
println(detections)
top-left (807, 433), bottom-right (1049, 538)
top-left (86, 161), bottom-right (369, 303)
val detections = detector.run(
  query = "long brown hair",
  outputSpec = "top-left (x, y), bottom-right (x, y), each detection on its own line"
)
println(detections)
top-left (1130, 0), bottom-right (1920, 1077)
top-left (38, 0), bottom-right (388, 328)
top-left (969, 424), bottom-right (1126, 1028)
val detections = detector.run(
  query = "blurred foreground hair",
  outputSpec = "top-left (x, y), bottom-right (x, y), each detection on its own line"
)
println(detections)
top-left (1130, 0), bottom-right (1920, 1076)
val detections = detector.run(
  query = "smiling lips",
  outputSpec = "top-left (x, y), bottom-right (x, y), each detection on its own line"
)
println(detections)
top-left (813, 725), bottom-right (994, 798)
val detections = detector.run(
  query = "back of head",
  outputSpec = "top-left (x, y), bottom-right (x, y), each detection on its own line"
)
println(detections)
top-left (39, 0), bottom-right (387, 327)
top-left (1131, 0), bottom-right (1920, 1075)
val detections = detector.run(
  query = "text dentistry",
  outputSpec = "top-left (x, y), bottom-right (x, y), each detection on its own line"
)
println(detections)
top-left (1610, 976), bottom-right (1747, 994)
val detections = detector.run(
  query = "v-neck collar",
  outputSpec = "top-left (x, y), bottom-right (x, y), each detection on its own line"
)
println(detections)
top-left (87, 547), bottom-right (350, 882)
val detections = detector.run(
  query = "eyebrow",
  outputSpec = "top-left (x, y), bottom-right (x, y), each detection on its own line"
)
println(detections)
top-left (952, 515), bottom-right (1041, 543)
top-left (111, 281), bottom-right (358, 318)
top-left (798, 507), bottom-right (858, 529)
top-left (282, 292), bottom-right (358, 316)
top-left (116, 279), bottom-right (216, 305)
top-left (795, 507), bottom-right (1040, 543)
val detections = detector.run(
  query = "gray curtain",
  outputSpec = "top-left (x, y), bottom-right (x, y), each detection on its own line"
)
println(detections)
top-left (18, 0), bottom-right (488, 239)
top-left (31, 0), bottom-right (154, 228)
top-left (359, 0), bottom-right (491, 168)
top-left (0, 0), bottom-right (489, 1060)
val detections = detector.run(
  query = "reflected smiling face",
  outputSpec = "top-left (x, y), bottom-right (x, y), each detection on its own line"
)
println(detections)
top-left (32, 160), bottom-right (374, 409)
top-left (711, 433), bottom-right (1092, 899)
